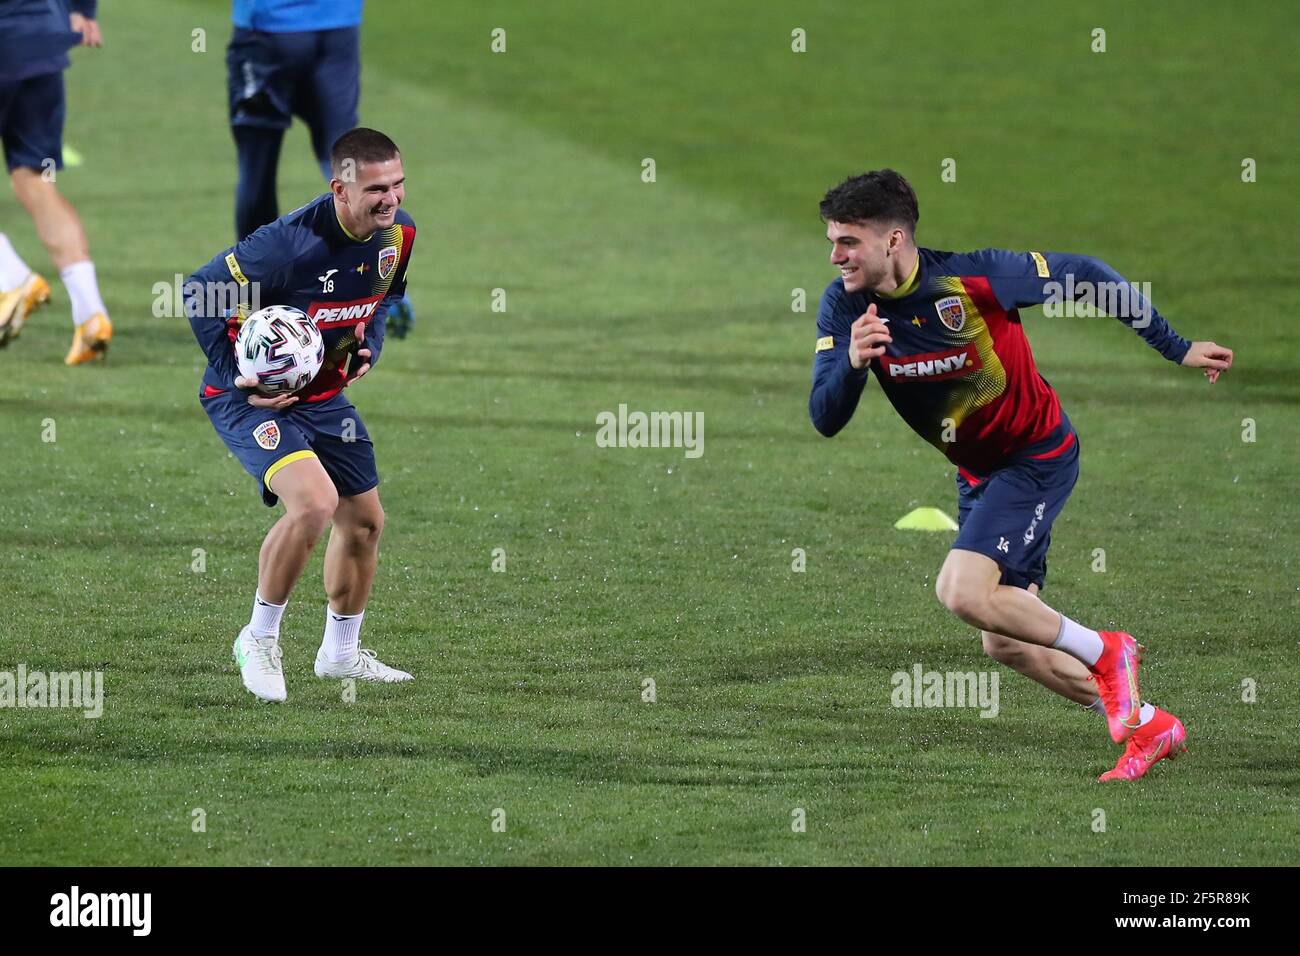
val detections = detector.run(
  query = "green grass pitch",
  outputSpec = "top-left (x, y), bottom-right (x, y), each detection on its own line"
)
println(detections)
top-left (0, 0), bottom-right (1297, 865)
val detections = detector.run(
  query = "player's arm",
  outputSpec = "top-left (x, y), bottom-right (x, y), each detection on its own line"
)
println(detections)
top-left (184, 228), bottom-right (291, 402)
top-left (337, 302), bottom-right (390, 389)
top-left (355, 288), bottom-right (397, 376)
top-left (975, 248), bottom-right (1233, 382)
top-left (808, 288), bottom-right (890, 437)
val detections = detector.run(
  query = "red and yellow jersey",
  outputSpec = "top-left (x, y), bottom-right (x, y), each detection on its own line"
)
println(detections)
top-left (809, 247), bottom-right (1189, 475)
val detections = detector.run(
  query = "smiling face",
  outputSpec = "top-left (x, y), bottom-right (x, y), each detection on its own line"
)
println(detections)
top-left (826, 218), bottom-right (902, 294)
top-left (332, 156), bottom-right (406, 240)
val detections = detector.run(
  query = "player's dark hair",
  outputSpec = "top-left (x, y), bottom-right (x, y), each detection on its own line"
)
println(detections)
top-left (819, 169), bottom-right (919, 235)
top-left (330, 127), bottom-right (400, 179)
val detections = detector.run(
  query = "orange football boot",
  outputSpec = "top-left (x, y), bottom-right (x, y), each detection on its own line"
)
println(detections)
top-left (65, 312), bottom-right (112, 365)
top-left (0, 273), bottom-right (51, 346)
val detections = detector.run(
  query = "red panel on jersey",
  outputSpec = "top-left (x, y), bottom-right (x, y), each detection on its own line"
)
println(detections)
top-left (949, 276), bottom-right (1062, 473)
top-left (397, 224), bottom-right (415, 277)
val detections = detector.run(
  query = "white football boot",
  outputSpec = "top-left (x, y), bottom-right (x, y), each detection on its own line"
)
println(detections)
top-left (314, 647), bottom-right (413, 683)
top-left (233, 626), bottom-right (287, 702)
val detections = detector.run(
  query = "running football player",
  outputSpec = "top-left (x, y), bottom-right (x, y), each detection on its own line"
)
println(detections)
top-left (186, 127), bottom-right (415, 702)
top-left (809, 170), bottom-right (1233, 780)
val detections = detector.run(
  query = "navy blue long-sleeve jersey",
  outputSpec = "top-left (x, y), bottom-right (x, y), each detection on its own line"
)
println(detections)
top-left (809, 248), bottom-right (1189, 476)
top-left (0, 0), bottom-right (97, 84)
top-left (185, 193), bottom-right (415, 403)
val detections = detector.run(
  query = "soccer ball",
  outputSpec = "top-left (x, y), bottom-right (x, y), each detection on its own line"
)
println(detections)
top-left (234, 305), bottom-right (324, 395)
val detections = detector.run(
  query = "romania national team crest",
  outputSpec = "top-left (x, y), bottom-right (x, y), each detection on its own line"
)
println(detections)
top-left (936, 295), bottom-right (966, 332)
top-left (377, 245), bottom-right (398, 280)
top-left (253, 420), bottom-right (281, 451)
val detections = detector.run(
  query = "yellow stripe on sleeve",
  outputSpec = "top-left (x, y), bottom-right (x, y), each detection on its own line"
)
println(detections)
top-left (225, 253), bottom-right (249, 286)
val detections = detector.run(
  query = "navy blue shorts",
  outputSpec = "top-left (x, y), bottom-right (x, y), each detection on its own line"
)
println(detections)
top-left (953, 432), bottom-right (1079, 590)
top-left (226, 26), bottom-right (360, 160)
top-left (201, 389), bottom-right (378, 507)
top-left (0, 71), bottom-right (65, 172)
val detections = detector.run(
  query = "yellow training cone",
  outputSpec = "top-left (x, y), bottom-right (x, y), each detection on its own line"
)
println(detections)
top-left (894, 507), bottom-right (959, 531)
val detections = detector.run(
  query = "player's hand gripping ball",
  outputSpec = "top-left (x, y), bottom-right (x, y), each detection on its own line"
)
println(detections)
top-left (234, 305), bottom-right (324, 395)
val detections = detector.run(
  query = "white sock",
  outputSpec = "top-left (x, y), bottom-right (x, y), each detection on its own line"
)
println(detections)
top-left (1052, 614), bottom-right (1104, 666)
top-left (249, 591), bottom-right (286, 639)
top-left (59, 260), bottom-right (107, 326)
top-left (321, 606), bottom-right (363, 662)
top-left (0, 233), bottom-right (32, 291)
